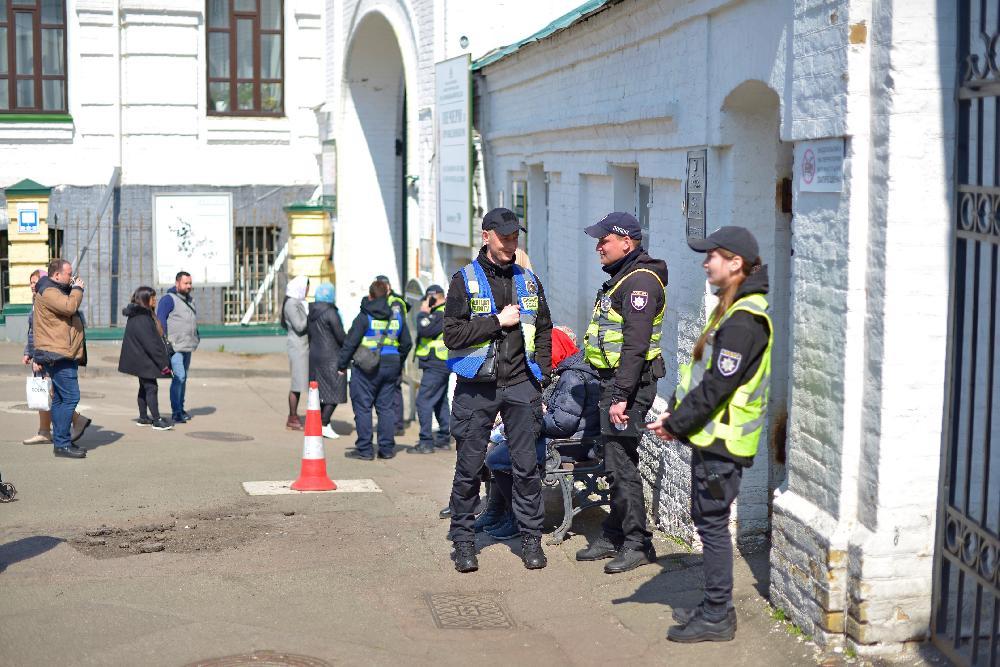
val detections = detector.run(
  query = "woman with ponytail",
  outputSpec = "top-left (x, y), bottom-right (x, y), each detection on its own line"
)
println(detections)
top-left (648, 226), bottom-right (773, 643)
top-left (119, 286), bottom-right (173, 431)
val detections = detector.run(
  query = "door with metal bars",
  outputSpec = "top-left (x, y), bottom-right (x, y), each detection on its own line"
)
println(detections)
top-left (932, 1), bottom-right (1000, 664)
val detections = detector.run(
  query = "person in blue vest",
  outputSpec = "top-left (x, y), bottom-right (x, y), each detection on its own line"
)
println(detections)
top-left (338, 280), bottom-right (412, 460)
top-left (376, 274), bottom-right (410, 437)
top-left (648, 226), bottom-right (772, 643)
top-left (444, 207), bottom-right (553, 573)
top-left (408, 284), bottom-right (451, 455)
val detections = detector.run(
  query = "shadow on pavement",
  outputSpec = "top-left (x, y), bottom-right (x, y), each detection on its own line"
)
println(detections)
top-left (79, 426), bottom-right (124, 450)
top-left (187, 406), bottom-right (217, 417)
top-left (0, 535), bottom-right (63, 573)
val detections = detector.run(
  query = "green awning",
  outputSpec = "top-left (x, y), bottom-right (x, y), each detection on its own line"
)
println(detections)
top-left (472, 0), bottom-right (622, 71)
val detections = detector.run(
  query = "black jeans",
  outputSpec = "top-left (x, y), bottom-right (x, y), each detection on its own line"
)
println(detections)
top-left (449, 380), bottom-right (543, 542)
top-left (690, 449), bottom-right (743, 620)
top-left (137, 377), bottom-right (161, 420)
top-left (599, 375), bottom-right (658, 549)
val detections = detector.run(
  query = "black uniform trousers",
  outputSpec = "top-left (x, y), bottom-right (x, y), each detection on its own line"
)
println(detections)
top-left (449, 380), bottom-right (543, 542)
top-left (598, 372), bottom-right (658, 549)
top-left (690, 449), bottom-right (743, 620)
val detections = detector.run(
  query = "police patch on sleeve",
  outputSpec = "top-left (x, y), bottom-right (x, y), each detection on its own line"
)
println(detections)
top-left (630, 290), bottom-right (649, 311)
top-left (717, 349), bottom-right (743, 377)
top-left (419, 317), bottom-right (431, 327)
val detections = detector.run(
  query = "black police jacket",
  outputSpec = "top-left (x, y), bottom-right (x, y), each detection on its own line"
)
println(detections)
top-left (338, 296), bottom-right (412, 373)
top-left (443, 245), bottom-right (553, 387)
top-left (415, 303), bottom-right (448, 371)
top-left (597, 248), bottom-right (669, 403)
top-left (664, 265), bottom-right (772, 466)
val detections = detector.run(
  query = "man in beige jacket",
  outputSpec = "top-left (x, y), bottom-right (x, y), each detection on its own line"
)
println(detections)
top-left (32, 258), bottom-right (88, 459)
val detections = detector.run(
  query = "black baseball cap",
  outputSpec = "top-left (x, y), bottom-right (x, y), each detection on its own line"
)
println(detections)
top-left (584, 212), bottom-right (642, 240)
top-left (688, 226), bottom-right (760, 263)
top-left (375, 274), bottom-right (390, 283)
top-left (424, 284), bottom-right (444, 297)
top-left (482, 207), bottom-right (526, 235)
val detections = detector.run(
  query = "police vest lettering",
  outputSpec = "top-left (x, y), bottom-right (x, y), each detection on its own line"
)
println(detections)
top-left (584, 268), bottom-right (665, 370)
top-left (674, 293), bottom-right (773, 458)
top-left (415, 304), bottom-right (447, 361)
top-left (362, 310), bottom-right (403, 355)
top-left (447, 260), bottom-right (544, 381)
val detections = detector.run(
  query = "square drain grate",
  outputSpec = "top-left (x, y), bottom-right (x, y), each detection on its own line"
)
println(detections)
top-left (426, 592), bottom-right (514, 629)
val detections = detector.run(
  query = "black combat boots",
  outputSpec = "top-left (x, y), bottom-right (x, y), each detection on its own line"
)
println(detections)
top-left (453, 541), bottom-right (478, 573)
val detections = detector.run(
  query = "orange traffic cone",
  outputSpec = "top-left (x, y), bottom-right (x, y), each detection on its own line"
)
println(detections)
top-left (291, 381), bottom-right (337, 491)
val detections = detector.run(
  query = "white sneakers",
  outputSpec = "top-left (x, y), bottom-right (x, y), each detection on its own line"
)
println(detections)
top-left (322, 424), bottom-right (340, 439)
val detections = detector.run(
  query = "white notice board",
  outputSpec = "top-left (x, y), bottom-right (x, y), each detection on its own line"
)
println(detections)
top-left (152, 193), bottom-right (234, 286)
top-left (795, 138), bottom-right (845, 193)
top-left (435, 54), bottom-right (472, 247)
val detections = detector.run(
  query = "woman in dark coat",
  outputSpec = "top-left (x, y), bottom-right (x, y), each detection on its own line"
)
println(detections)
top-left (308, 282), bottom-right (347, 438)
top-left (118, 286), bottom-right (173, 430)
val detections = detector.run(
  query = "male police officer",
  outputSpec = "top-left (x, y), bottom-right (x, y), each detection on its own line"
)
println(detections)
top-left (376, 274), bottom-right (409, 436)
top-left (409, 284), bottom-right (451, 454)
top-left (445, 207), bottom-right (553, 573)
top-left (577, 212), bottom-right (668, 573)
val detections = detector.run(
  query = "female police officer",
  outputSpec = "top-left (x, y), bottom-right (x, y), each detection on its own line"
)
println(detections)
top-left (648, 226), bottom-right (773, 643)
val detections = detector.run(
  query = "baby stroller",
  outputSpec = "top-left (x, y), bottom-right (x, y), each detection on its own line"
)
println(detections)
top-left (0, 471), bottom-right (17, 502)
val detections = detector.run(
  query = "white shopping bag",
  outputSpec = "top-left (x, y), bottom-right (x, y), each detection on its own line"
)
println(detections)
top-left (26, 375), bottom-right (51, 411)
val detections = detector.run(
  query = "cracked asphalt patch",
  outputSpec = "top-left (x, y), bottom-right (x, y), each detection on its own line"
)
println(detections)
top-left (69, 508), bottom-right (304, 558)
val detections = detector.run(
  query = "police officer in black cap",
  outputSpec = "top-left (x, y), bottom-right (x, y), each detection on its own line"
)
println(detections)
top-left (576, 212), bottom-right (667, 573)
top-left (409, 284), bottom-right (451, 454)
top-left (375, 274), bottom-right (409, 436)
top-left (444, 207), bottom-right (553, 573)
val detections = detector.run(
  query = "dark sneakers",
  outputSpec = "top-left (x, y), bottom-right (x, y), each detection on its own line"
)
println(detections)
top-left (485, 512), bottom-right (519, 540)
top-left (575, 537), bottom-right (620, 561)
top-left (172, 413), bottom-right (188, 424)
top-left (151, 418), bottom-right (173, 431)
top-left (604, 544), bottom-right (657, 574)
top-left (408, 444), bottom-right (434, 454)
top-left (53, 445), bottom-right (86, 459)
top-left (667, 607), bottom-right (737, 643)
top-left (136, 417), bottom-right (153, 426)
top-left (345, 449), bottom-right (375, 461)
top-left (453, 541), bottom-right (478, 573)
top-left (520, 534), bottom-right (547, 570)
top-left (377, 450), bottom-right (396, 460)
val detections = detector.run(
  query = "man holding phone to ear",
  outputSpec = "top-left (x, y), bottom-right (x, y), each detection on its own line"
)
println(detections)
top-left (410, 284), bottom-right (451, 455)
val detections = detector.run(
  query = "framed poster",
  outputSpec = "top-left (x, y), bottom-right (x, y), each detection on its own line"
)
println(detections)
top-left (152, 192), bottom-right (234, 287)
top-left (435, 54), bottom-right (472, 247)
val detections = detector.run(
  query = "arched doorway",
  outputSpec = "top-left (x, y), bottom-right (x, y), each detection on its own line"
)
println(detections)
top-left (718, 80), bottom-right (792, 537)
top-left (339, 11), bottom-right (409, 305)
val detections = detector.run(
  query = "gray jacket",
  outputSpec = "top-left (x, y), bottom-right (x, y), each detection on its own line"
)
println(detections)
top-left (164, 292), bottom-right (200, 353)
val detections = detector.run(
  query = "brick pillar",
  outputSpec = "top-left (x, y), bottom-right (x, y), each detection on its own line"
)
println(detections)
top-left (286, 202), bottom-right (334, 299)
top-left (5, 178), bottom-right (52, 305)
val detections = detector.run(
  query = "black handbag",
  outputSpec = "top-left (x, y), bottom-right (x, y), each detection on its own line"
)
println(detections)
top-left (352, 326), bottom-right (387, 373)
top-left (466, 339), bottom-right (498, 382)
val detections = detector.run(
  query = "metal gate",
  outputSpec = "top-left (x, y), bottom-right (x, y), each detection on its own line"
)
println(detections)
top-left (932, 1), bottom-right (1000, 664)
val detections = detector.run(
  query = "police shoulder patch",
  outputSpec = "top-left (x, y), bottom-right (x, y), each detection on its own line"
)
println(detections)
top-left (630, 290), bottom-right (649, 311)
top-left (717, 349), bottom-right (743, 377)
top-left (419, 316), bottom-right (431, 327)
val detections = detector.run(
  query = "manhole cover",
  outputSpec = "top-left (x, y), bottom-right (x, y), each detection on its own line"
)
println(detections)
top-left (425, 592), bottom-right (514, 629)
top-left (184, 431), bottom-right (254, 442)
top-left (185, 650), bottom-right (331, 667)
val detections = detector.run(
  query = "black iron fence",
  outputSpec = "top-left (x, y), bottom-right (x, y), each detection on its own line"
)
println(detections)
top-left (932, 1), bottom-right (1000, 664)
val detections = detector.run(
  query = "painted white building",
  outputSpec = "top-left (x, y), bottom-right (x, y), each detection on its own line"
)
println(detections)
top-left (323, 0), bottom-right (585, 320)
top-left (0, 0), bottom-right (324, 325)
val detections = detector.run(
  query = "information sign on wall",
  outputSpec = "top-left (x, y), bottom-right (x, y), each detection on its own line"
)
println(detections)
top-left (17, 204), bottom-right (39, 234)
top-left (435, 54), bottom-right (472, 247)
top-left (795, 138), bottom-right (845, 193)
top-left (152, 193), bottom-right (234, 287)
top-left (684, 149), bottom-right (707, 239)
